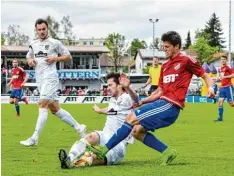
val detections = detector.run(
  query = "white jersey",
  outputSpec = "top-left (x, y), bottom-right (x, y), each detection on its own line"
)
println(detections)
top-left (103, 93), bottom-right (135, 144)
top-left (26, 37), bottom-right (70, 83)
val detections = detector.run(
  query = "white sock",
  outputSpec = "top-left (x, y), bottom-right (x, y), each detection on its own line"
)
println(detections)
top-left (55, 108), bottom-right (81, 132)
top-left (31, 108), bottom-right (48, 141)
top-left (69, 138), bottom-right (87, 162)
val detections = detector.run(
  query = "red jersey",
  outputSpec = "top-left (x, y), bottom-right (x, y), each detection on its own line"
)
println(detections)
top-left (220, 65), bottom-right (233, 87)
top-left (11, 67), bottom-right (26, 89)
top-left (159, 53), bottom-right (205, 108)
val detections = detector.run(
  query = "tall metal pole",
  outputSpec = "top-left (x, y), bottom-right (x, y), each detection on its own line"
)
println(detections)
top-left (228, 0), bottom-right (232, 66)
top-left (149, 19), bottom-right (159, 59)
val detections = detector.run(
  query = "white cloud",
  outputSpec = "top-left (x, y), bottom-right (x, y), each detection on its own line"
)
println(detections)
top-left (1, 0), bottom-right (233, 51)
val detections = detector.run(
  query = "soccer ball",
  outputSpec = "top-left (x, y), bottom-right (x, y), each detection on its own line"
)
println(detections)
top-left (73, 151), bottom-right (93, 167)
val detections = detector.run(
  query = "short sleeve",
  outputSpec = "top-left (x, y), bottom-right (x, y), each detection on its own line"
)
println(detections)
top-left (26, 45), bottom-right (34, 59)
top-left (56, 41), bottom-right (70, 56)
top-left (186, 56), bottom-right (205, 77)
top-left (158, 65), bottom-right (164, 88)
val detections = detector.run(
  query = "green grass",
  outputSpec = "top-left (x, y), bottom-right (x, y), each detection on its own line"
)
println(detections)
top-left (1, 103), bottom-right (234, 176)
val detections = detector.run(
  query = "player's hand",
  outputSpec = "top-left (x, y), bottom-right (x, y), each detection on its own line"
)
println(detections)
top-left (128, 101), bottom-right (143, 110)
top-left (28, 59), bottom-right (37, 67)
top-left (45, 57), bottom-right (57, 65)
top-left (7, 83), bottom-right (11, 87)
top-left (119, 73), bottom-right (130, 88)
top-left (93, 104), bottom-right (101, 113)
top-left (207, 87), bottom-right (215, 99)
top-left (21, 83), bottom-right (25, 87)
top-left (142, 84), bottom-right (147, 88)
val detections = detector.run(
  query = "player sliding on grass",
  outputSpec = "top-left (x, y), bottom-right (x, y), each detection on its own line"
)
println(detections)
top-left (87, 31), bottom-right (215, 166)
top-left (20, 18), bottom-right (86, 147)
top-left (58, 73), bottom-right (138, 168)
top-left (7, 59), bottom-right (29, 117)
top-left (214, 55), bottom-right (234, 122)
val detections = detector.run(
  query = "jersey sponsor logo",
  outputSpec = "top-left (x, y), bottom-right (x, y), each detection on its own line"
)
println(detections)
top-left (174, 63), bottom-right (180, 71)
top-left (45, 45), bottom-right (50, 50)
top-left (12, 75), bottom-right (19, 79)
top-left (35, 51), bottom-right (48, 58)
top-left (163, 74), bottom-right (178, 83)
top-left (107, 108), bottom-right (117, 115)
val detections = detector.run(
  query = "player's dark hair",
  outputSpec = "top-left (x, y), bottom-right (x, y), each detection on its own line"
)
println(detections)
top-left (221, 55), bottom-right (227, 59)
top-left (35, 18), bottom-right (48, 28)
top-left (106, 72), bottom-right (120, 85)
top-left (161, 31), bottom-right (182, 49)
top-left (106, 72), bottom-right (125, 91)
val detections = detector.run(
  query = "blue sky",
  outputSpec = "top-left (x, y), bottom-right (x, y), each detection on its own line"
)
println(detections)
top-left (1, 0), bottom-right (233, 51)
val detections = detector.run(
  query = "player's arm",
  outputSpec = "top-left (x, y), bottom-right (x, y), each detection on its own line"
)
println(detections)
top-left (221, 73), bottom-right (234, 79)
top-left (21, 72), bottom-right (28, 87)
top-left (141, 87), bottom-right (163, 104)
top-left (142, 76), bottom-right (152, 88)
top-left (93, 104), bottom-right (108, 114)
top-left (7, 77), bottom-right (13, 86)
top-left (119, 73), bottom-right (139, 103)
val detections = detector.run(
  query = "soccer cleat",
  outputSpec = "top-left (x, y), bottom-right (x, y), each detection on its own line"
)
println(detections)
top-left (20, 138), bottom-right (38, 147)
top-left (24, 97), bottom-right (29, 105)
top-left (86, 144), bottom-right (108, 160)
top-left (214, 119), bottom-right (223, 122)
top-left (77, 124), bottom-right (86, 138)
top-left (58, 149), bottom-right (72, 169)
top-left (160, 148), bottom-right (178, 166)
top-left (15, 114), bottom-right (20, 118)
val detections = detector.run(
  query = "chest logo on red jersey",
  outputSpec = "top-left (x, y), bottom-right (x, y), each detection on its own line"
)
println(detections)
top-left (163, 74), bottom-right (179, 83)
top-left (174, 63), bottom-right (180, 71)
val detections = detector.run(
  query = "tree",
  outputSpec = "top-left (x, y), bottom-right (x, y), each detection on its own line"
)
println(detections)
top-left (1, 33), bottom-right (5, 45)
top-left (189, 37), bottom-right (219, 64)
top-left (5, 24), bottom-right (30, 45)
top-left (45, 15), bottom-right (60, 39)
top-left (104, 33), bottom-right (127, 72)
top-left (61, 15), bottom-right (76, 44)
top-left (142, 65), bottom-right (150, 74)
top-left (150, 37), bottom-right (162, 50)
top-left (184, 31), bottom-right (192, 49)
top-left (204, 13), bottom-right (225, 50)
top-left (128, 39), bottom-right (147, 56)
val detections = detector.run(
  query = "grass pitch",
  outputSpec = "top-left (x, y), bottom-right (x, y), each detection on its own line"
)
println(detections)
top-left (1, 103), bottom-right (234, 176)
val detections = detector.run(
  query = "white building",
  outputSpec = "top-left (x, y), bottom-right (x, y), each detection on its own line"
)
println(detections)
top-left (134, 49), bottom-right (167, 74)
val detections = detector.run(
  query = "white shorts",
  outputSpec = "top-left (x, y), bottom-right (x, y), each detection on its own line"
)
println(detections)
top-left (95, 131), bottom-right (127, 165)
top-left (38, 79), bottom-right (59, 101)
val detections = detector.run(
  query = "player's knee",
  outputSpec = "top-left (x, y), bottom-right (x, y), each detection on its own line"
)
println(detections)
top-left (229, 102), bottom-right (234, 107)
top-left (125, 112), bottom-right (139, 125)
top-left (131, 126), bottom-right (145, 140)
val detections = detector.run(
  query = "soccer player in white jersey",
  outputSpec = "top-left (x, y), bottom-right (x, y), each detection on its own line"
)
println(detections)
top-left (20, 18), bottom-right (86, 147)
top-left (58, 72), bottom-right (139, 168)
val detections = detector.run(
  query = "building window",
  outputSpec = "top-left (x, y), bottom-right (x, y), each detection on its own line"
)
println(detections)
top-left (90, 41), bottom-right (93, 45)
top-left (83, 41), bottom-right (87, 45)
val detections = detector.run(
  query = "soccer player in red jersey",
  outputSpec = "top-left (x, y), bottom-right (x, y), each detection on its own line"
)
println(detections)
top-left (87, 31), bottom-right (215, 166)
top-left (214, 56), bottom-right (234, 122)
top-left (7, 59), bottom-right (29, 117)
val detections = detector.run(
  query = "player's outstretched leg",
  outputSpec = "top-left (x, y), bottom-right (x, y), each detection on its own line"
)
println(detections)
top-left (54, 108), bottom-right (86, 138)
